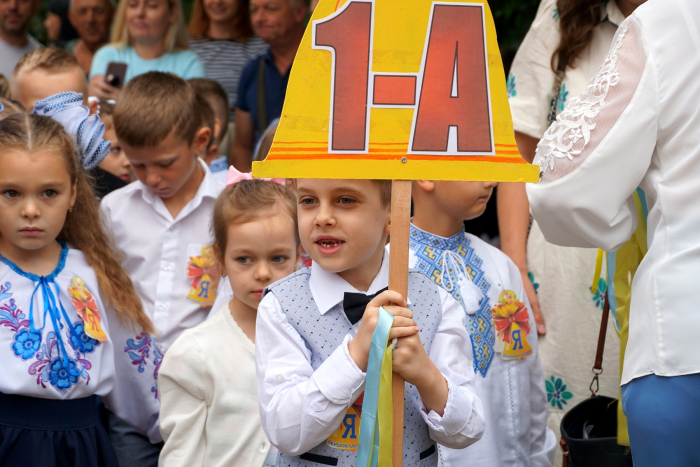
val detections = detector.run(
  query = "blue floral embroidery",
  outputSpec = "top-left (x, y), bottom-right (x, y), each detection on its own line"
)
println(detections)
top-left (0, 282), bottom-right (12, 302)
top-left (49, 357), bottom-right (81, 389)
top-left (552, 7), bottom-right (559, 20)
top-left (13, 329), bottom-right (42, 360)
top-left (0, 276), bottom-right (96, 389)
top-left (70, 323), bottom-right (100, 353)
top-left (151, 337), bottom-right (163, 399)
top-left (591, 277), bottom-right (608, 310)
top-left (125, 332), bottom-right (163, 399)
top-left (546, 375), bottom-right (573, 409)
top-left (557, 83), bottom-right (569, 112)
top-left (125, 332), bottom-right (153, 373)
top-left (527, 271), bottom-right (540, 295)
top-left (507, 73), bottom-right (517, 98)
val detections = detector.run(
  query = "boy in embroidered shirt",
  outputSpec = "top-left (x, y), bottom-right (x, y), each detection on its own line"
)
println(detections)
top-left (100, 72), bottom-right (223, 467)
top-left (408, 180), bottom-right (556, 467)
top-left (256, 179), bottom-right (485, 467)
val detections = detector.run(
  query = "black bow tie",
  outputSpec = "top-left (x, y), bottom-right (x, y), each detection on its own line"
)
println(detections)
top-left (342, 287), bottom-right (388, 325)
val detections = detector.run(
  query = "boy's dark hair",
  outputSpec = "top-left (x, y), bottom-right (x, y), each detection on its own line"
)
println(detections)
top-left (188, 78), bottom-right (229, 142)
top-left (113, 72), bottom-right (201, 148)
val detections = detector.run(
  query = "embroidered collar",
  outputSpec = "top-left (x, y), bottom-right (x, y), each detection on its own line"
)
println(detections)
top-left (409, 223), bottom-right (495, 377)
top-left (410, 224), bottom-right (467, 251)
top-left (0, 240), bottom-right (68, 282)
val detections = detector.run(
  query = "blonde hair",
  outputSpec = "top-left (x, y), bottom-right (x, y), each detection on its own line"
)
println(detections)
top-left (111, 0), bottom-right (189, 51)
top-left (0, 74), bottom-right (10, 98)
top-left (211, 181), bottom-right (298, 264)
top-left (12, 48), bottom-right (83, 80)
top-left (113, 72), bottom-right (201, 147)
top-left (0, 113), bottom-right (155, 334)
top-left (0, 97), bottom-right (26, 119)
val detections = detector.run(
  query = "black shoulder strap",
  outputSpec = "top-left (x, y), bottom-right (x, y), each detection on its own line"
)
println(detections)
top-left (257, 57), bottom-right (268, 134)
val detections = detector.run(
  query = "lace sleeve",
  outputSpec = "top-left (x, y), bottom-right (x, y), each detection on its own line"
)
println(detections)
top-left (533, 18), bottom-right (647, 183)
top-left (526, 16), bottom-right (658, 251)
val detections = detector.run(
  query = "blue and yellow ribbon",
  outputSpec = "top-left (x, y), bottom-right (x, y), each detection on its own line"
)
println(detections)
top-left (357, 306), bottom-right (394, 467)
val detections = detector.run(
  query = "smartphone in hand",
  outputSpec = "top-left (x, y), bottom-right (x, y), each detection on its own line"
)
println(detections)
top-left (104, 62), bottom-right (128, 89)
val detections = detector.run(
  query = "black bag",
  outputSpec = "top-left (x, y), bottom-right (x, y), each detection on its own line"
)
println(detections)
top-left (559, 294), bottom-right (632, 467)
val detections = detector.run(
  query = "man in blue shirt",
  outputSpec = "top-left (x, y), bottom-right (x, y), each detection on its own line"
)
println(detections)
top-left (231, 0), bottom-right (308, 171)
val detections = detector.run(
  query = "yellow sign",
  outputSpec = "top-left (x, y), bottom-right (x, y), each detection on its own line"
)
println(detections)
top-left (253, 0), bottom-right (537, 182)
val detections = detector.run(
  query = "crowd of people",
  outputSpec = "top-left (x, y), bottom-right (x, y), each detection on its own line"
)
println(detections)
top-left (0, 0), bottom-right (697, 466)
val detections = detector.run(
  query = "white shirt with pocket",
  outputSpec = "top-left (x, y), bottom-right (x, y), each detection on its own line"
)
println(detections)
top-left (101, 160), bottom-right (223, 353)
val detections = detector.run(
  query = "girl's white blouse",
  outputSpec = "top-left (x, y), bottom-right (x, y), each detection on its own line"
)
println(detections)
top-left (0, 244), bottom-right (161, 441)
top-left (527, 0), bottom-right (700, 385)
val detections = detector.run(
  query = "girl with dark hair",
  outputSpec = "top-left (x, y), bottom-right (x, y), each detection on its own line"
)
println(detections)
top-left (499, 0), bottom-right (645, 465)
top-left (188, 0), bottom-right (268, 123)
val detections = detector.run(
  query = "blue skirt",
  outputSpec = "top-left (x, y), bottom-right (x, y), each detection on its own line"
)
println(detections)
top-left (0, 391), bottom-right (119, 467)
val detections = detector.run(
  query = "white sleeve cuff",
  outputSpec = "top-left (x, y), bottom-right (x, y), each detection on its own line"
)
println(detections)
top-left (312, 334), bottom-right (366, 405)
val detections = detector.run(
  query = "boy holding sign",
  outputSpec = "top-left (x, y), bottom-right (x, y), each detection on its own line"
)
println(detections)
top-left (408, 180), bottom-right (556, 466)
top-left (256, 178), bottom-right (485, 466)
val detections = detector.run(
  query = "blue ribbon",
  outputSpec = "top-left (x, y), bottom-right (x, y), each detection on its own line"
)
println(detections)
top-left (356, 306), bottom-right (393, 467)
top-left (29, 276), bottom-right (84, 369)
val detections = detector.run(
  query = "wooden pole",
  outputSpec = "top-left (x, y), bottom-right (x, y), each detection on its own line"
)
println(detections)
top-left (388, 180), bottom-right (411, 466)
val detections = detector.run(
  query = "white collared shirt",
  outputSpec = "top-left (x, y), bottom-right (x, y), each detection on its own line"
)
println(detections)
top-left (101, 160), bottom-right (223, 352)
top-left (255, 253), bottom-right (485, 456)
top-left (527, 0), bottom-right (700, 384)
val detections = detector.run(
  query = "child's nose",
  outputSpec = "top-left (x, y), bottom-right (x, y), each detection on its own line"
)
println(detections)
top-left (314, 204), bottom-right (336, 227)
top-left (21, 199), bottom-right (40, 219)
top-left (255, 263), bottom-right (272, 281)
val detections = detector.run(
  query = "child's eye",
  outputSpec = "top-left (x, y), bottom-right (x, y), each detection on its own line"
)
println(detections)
top-left (43, 190), bottom-right (58, 198)
top-left (3, 190), bottom-right (19, 198)
top-left (237, 257), bottom-right (251, 264)
top-left (299, 197), bottom-right (316, 206)
top-left (271, 256), bottom-right (288, 263)
top-left (110, 146), bottom-right (121, 154)
top-left (158, 160), bottom-right (174, 168)
top-left (338, 197), bottom-right (355, 205)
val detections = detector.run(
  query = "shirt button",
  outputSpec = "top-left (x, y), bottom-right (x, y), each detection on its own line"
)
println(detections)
top-left (159, 305), bottom-right (166, 311)
top-left (261, 442), bottom-right (267, 451)
top-left (276, 374), bottom-right (284, 381)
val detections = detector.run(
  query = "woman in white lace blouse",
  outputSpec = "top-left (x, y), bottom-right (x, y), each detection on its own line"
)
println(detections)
top-left (501, 1), bottom-right (645, 464)
top-left (527, 1), bottom-right (700, 464)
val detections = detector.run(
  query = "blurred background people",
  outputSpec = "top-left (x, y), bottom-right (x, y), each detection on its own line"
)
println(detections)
top-left (88, 0), bottom-right (205, 100)
top-left (44, 0), bottom-right (78, 48)
top-left (67, 0), bottom-right (113, 74)
top-left (230, 0), bottom-right (306, 171)
top-left (188, 0), bottom-right (267, 121)
top-left (0, 0), bottom-right (40, 76)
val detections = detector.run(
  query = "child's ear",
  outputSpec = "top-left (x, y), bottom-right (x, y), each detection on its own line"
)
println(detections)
top-left (414, 180), bottom-right (435, 193)
top-left (192, 126), bottom-right (211, 157)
